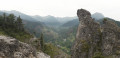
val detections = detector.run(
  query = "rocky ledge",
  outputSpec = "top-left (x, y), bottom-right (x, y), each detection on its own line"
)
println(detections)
top-left (0, 36), bottom-right (50, 58)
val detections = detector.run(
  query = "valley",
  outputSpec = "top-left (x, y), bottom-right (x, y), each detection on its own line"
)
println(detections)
top-left (0, 9), bottom-right (120, 58)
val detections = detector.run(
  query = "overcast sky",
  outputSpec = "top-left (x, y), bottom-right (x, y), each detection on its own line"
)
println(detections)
top-left (0, 0), bottom-right (120, 20)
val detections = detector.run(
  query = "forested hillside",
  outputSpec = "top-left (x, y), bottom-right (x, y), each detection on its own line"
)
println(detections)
top-left (0, 13), bottom-right (33, 42)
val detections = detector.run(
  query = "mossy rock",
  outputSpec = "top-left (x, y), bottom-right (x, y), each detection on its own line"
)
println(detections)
top-left (80, 40), bottom-right (90, 52)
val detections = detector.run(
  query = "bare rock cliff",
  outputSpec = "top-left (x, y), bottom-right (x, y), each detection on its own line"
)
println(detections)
top-left (71, 9), bottom-right (120, 58)
top-left (0, 36), bottom-right (50, 58)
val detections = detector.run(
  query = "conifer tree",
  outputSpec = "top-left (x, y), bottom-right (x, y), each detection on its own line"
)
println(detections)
top-left (0, 16), bottom-right (3, 26)
top-left (3, 13), bottom-right (6, 28)
top-left (16, 16), bottom-right (23, 31)
top-left (7, 14), bottom-right (15, 28)
top-left (40, 33), bottom-right (44, 51)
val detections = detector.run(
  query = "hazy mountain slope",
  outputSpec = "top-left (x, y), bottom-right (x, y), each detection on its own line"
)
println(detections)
top-left (42, 15), bottom-right (61, 27)
top-left (32, 15), bottom-right (77, 27)
top-left (23, 20), bottom-right (45, 36)
top-left (91, 12), bottom-right (105, 20)
top-left (61, 19), bottom-right (79, 27)
top-left (32, 15), bottom-right (77, 23)
top-left (32, 15), bottom-right (61, 27)
top-left (2, 10), bottom-right (37, 21)
top-left (1, 10), bottom-right (77, 27)
top-left (32, 15), bottom-right (43, 21)
top-left (56, 16), bottom-right (77, 24)
top-left (0, 11), bottom-right (6, 15)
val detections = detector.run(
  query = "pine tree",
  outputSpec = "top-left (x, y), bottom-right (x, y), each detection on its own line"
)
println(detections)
top-left (16, 16), bottom-right (23, 31)
top-left (6, 14), bottom-right (15, 28)
top-left (3, 13), bottom-right (6, 28)
top-left (0, 15), bottom-right (4, 26)
top-left (40, 33), bottom-right (44, 51)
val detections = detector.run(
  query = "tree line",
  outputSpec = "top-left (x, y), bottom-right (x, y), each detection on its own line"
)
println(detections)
top-left (0, 13), bottom-right (24, 32)
top-left (0, 13), bottom-right (33, 42)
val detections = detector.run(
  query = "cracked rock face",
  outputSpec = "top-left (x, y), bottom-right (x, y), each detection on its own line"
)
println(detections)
top-left (0, 36), bottom-right (50, 58)
top-left (71, 9), bottom-right (120, 58)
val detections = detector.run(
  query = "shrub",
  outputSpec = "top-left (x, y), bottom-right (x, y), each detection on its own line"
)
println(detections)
top-left (92, 52), bottom-right (104, 58)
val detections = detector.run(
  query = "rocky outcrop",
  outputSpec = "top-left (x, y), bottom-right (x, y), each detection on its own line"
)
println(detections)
top-left (71, 9), bottom-right (120, 58)
top-left (0, 36), bottom-right (50, 58)
top-left (102, 19), bottom-right (120, 58)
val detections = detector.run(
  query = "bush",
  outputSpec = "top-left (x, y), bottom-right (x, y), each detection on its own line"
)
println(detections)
top-left (103, 18), bottom-right (108, 23)
top-left (92, 52), bottom-right (104, 58)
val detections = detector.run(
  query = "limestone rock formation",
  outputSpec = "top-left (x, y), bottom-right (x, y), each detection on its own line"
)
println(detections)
top-left (102, 19), bottom-right (120, 58)
top-left (0, 36), bottom-right (50, 58)
top-left (71, 9), bottom-right (120, 58)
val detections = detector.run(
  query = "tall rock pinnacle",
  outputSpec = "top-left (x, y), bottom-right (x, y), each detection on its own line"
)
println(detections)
top-left (77, 9), bottom-right (91, 21)
top-left (71, 9), bottom-right (120, 58)
top-left (71, 9), bottom-right (101, 58)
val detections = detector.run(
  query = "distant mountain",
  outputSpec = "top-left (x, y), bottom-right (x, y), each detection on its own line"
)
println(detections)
top-left (0, 11), bottom-right (6, 15)
top-left (61, 12), bottom-right (105, 27)
top-left (1, 10), bottom-right (77, 27)
top-left (42, 15), bottom-right (61, 27)
top-left (32, 15), bottom-right (77, 23)
top-left (32, 15), bottom-right (77, 27)
top-left (1, 10), bottom-right (37, 21)
top-left (1, 10), bottom-right (105, 23)
top-left (32, 15), bottom-right (43, 21)
top-left (32, 15), bottom-right (61, 27)
top-left (23, 20), bottom-right (45, 35)
top-left (61, 19), bottom-right (79, 27)
top-left (56, 16), bottom-right (77, 24)
top-left (91, 12), bottom-right (105, 20)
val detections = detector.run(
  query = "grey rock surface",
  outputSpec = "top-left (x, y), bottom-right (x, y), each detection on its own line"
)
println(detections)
top-left (0, 36), bottom-right (50, 58)
top-left (71, 9), bottom-right (120, 58)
